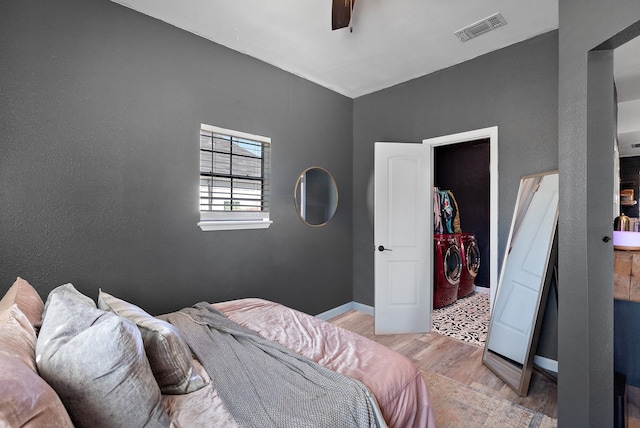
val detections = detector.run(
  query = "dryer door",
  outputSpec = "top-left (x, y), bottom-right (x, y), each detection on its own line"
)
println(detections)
top-left (465, 239), bottom-right (481, 277)
top-left (444, 244), bottom-right (462, 285)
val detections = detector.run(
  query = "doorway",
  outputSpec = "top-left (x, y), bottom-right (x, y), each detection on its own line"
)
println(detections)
top-left (373, 127), bottom-right (498, 335)
top-left (424, 127), bottom-right (499, 310)
top-left (434, 138), bottom-right (490, 289)
top-left (430, 134), bottom-right (493, 345)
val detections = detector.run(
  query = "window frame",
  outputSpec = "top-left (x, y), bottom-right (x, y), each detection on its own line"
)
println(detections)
top-left (197, 124), bottom-right (272, 231)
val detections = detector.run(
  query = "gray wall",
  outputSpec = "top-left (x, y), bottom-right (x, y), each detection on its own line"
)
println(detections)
top-left (0, 0), bottom-right (354, 316)
top-left (558, 1), bottom-right (640, 426)
top-left (352, 31), bottom-right (559, 309)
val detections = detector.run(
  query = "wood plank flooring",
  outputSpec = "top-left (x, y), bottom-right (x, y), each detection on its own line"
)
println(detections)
top-left (328, 309), bottom-right (558, 419)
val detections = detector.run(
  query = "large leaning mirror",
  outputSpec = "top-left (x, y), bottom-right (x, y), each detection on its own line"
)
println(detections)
top-left (294, 167), bottom-right (338, 226)
top-left (483, 170), bottom-right (559, 396)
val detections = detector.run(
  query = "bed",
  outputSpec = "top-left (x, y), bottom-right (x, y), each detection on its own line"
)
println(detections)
top-left (1, 279), bottom-right (435, 427)
top-left (221, 298), bottom-right (433, 426)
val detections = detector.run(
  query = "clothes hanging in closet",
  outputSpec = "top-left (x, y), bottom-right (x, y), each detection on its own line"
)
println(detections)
top-left (434, 188), bottom-right (462, 234)
top-left (433, 187), bottom-right (443, 234)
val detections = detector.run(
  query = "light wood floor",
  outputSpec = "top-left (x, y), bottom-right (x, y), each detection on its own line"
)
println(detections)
top-left (328, 309), bottom-right (558, 419)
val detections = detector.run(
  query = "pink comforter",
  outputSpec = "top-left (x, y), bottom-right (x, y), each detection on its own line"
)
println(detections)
top-left (163, 298), bottom-right (434, 428)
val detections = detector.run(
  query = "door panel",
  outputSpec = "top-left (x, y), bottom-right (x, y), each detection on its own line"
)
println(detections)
top-left (388, 261), bottom-right (418, 305)
top-left (374, 142), bottom-right (431, 334)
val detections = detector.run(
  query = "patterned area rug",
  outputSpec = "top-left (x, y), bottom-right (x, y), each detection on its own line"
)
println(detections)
top-left (432, 292), bottom-right (489, 346)
top-left (422, 370), bottom-right (557, 428)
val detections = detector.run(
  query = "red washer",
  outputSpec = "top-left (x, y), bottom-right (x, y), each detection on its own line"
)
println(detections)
top-left (433, 234), bottom-right (462, 308)
top-left (458, 233), bottom-right (480, 298)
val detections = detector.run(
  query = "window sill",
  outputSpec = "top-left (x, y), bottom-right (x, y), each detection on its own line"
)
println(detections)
top-left (197, 220), bottom-right (273, 231)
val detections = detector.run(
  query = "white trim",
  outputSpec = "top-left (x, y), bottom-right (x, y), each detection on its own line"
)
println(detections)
top-left (200, 211), bottom-right (268, 221)
top-left (200, 123), bottom-right (271, 144)
top-left (533, 355), bottom-right (558, 373)
top-left (198, 220), bottom-right (272, 231)
top-left (315, 301), bottom-right (374, 321)
top-left (424, 126), bottom-right (499, 311)
top-left (352, 301), bottom-right (374, 316)
top-left (315, 302), bottom-right (354, 320)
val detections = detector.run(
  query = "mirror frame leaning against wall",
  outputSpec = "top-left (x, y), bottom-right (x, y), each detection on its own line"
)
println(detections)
top-left (482, 170), bottom-right (559, 397)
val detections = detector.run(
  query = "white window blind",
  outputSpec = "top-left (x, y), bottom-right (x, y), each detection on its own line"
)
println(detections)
top-left (198, 124), bottom-right (271, 230)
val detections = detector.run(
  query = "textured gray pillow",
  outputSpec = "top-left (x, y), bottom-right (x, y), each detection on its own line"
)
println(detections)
top-left (98, 290), bottom-right (205, 394)
top-left (36, 284), bottom-right (170, 428)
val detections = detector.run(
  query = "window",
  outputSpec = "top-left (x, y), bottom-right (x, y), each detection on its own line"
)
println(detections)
top-left (198, 124), bottom-right (272, 231)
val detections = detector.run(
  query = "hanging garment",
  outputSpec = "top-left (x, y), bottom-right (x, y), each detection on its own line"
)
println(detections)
top-left (447, 190), bottom-right (462, 233)
top-left (439, 190), bottom-right (454, 233)
top-left (433, 187), bottom-right (443, 234)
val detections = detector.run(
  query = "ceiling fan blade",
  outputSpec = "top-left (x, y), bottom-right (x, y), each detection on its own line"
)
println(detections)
top-left (332, 0), bottom-right (355, 31)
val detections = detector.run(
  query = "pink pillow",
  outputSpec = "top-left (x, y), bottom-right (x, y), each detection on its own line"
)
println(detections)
top-left (0, 304), bottom-right (73, 427)
top-left (0, 277), bottom-right (44, 330)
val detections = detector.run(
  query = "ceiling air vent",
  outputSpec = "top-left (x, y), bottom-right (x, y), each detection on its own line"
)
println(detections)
top-left (454, 13), bottom-right (507, 42)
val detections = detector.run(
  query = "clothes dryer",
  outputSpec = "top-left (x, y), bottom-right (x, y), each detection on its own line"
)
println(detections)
top-left (433, 234), bottom-right (462, 308)
top-left (458, 233), bottom-right (480, 298)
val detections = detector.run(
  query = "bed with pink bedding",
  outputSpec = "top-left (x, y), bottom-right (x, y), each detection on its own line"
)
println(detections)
top-left (164, 298), bottom-right (435, 428)
top-left (1, 277), bottom-right (434, 428)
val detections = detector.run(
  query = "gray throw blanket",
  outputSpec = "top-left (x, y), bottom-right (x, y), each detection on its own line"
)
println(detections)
top-left (161, 303), bottom-right (384, 428)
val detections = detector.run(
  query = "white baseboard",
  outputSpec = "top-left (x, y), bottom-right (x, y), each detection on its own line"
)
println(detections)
top-left (352, 301), bottom-right (374, 316)
top-left (533, 355), bottom-right (558, 373)
top-left (314, 302), bottom-right (353, 321)
top-left (315, 301), bottom-right (373, 321)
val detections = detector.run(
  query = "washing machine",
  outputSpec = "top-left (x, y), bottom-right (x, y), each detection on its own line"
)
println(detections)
top-left (433, 234), bottom-right (463, 308)
top-left (458, 233), bottom-right (481, 298)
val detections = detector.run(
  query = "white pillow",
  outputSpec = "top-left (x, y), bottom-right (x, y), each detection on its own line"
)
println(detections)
top-left (36, 284), bottom-right (169, 428)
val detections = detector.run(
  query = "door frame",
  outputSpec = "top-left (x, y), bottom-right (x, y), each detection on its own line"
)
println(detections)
top-left (424, 126), bottom-right (498, 309)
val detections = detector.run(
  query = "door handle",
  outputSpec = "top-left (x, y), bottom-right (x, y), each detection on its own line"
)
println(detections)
top-left (378, 245), bottom-right (392, 252)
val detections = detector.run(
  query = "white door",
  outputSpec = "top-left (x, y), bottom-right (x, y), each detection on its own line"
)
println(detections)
top-left (374, 142), bottom-right (432, 334)
top-left (486, 173), bottom-right (559, 363)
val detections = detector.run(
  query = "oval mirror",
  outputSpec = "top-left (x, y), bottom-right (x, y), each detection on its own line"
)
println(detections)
top-left (294, 167), bottom-right (338, 226)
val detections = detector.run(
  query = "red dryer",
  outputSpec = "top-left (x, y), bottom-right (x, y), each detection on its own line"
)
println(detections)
top-left (433, 234), bottom-right (462, 308)
top-left (458, 233), bottom-right (481, 298)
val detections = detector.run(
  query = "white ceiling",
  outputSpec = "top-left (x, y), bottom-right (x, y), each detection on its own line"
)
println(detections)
top-left (110, 0), bottom-right (558, 98)
top-left (110, 0), bottom-right (640, 156)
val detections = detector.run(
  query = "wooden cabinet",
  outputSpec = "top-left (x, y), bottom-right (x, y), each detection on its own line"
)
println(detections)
top-left (614, 250), bottom-right (640, 302)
